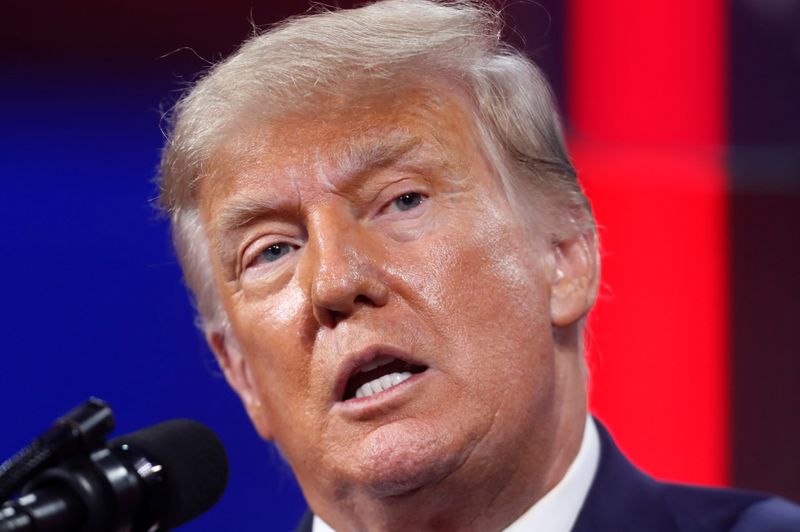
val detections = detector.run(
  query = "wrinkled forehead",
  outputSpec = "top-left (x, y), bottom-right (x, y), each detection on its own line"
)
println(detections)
top-left (196, 79), bottom-right (488, 212)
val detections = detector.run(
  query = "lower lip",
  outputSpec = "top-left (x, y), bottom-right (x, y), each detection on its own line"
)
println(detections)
top-left (333, 370), bottom-right (428, 417)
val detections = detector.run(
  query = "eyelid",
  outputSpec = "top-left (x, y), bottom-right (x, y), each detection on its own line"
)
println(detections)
top-left (240, 235), bottom-right (299, 273)
top-left (378, 190), bottom-right (428, 216)
top-left (373, 175), bottom-right (428, 207)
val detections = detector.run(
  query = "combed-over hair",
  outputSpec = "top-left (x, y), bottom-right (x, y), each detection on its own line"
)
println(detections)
top-left (157, 0), bottom-right (593, 333)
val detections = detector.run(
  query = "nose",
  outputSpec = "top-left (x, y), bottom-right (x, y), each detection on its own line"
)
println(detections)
top-left (302, 209), bottom-right (389, 327)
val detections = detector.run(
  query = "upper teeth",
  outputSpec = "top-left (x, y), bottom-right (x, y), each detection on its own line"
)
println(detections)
top-left (355, 372), bottom-right (412, 399)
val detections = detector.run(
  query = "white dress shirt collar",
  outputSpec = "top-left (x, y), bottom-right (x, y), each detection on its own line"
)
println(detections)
top-left (504, 416), bottom-right (600, 532)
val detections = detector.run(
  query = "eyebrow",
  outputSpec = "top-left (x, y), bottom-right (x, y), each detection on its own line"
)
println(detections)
top-left (330, 132), bottom-right (422, 190)
top-left (214, 195), bottom-right (290, 235)
top-left (214, 132), bottom-right (423, 235)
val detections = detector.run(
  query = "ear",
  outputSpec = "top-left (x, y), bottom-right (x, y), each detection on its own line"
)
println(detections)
top-left (549, 230), bottom-right (599, 327)
top-left (207, 330), bottom-right (274, 440)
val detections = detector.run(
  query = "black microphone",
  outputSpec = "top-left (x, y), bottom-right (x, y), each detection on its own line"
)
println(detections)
top-left (0, 419), bottom-right (229, 531)
top-left (0, 398), bottom-right (114, 503)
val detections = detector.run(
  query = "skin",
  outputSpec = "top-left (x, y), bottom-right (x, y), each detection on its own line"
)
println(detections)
top-left (198, 81), bottom-right (598, 531)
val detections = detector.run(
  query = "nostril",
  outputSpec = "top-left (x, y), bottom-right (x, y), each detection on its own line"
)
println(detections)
top-left (315, 294), bottom-right (380, 328)
top-left (328, 310), bottom-right (346, 328)
top-left (353, 294), bottom-right (372, 306)
top-left (314, 294), bottom-right (381, 329)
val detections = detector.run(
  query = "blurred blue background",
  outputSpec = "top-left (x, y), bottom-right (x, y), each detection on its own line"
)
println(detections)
top-left (0, 65), bottom-right (307, 528)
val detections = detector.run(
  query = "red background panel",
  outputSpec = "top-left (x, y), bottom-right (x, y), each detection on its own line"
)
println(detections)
top-left (568, 0), bottom-right (726, 145)
top-left (568, 0), bottom-right (729, 486)
top-left (576, 142), bottom-right (729, 485)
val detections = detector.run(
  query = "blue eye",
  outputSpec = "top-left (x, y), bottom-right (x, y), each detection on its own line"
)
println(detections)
top-left (260, 242), bottom-right (292, 263)
top-left (393, 192), bottom-right (423, 211)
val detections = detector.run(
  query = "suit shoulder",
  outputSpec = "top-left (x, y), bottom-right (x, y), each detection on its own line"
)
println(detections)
top-left (660, 483), bottom-right (800, 532)
top-left (730, 496), bottom-right (800, 532)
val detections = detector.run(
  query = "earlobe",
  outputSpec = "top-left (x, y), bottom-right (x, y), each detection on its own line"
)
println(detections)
top-left (208, 330), bottom-right (273, 440)
top-left (550, 231), bottom-right (599, 327)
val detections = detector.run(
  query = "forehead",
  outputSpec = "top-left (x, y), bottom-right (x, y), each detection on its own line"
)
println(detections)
top-left (197, 81), bottom-right (488, 211)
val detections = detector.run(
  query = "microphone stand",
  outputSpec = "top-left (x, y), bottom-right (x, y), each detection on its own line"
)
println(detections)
top-left (0, 398), bottom-right (114, 504)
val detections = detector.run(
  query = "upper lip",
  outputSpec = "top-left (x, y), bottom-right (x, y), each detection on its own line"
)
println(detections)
top-left (332, 343), bottom-right (423, 403)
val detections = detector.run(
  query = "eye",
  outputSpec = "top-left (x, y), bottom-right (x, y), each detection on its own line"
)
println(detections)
top-left (258, 242), bottom-right (293, 263)
top-left (392, 192), bottom-right (424, 212)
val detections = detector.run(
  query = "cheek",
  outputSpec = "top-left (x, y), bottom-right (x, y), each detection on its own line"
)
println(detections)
top-left (396, 206), bottom-right (550, 336)
top-left (398, 209), bottom-right (554, 398)
top-left (466, 209), bottom-right (551, 327)
top-left (229, 279), bottom-right (316, 409)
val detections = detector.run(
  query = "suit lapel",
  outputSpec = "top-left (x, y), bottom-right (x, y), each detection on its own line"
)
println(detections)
top-left (572, 421), bottom-right (682, 532)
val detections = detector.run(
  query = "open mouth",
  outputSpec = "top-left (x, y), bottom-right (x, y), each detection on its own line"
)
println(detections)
top-left (342, 356), bottom-right (427, 401)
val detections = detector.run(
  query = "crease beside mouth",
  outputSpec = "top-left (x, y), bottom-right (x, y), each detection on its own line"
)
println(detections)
top-left (342, 359), bottom-right (427, 401)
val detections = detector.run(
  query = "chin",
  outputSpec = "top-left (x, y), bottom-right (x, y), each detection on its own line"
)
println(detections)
top-left (346, 422), bottom-right (466, 498)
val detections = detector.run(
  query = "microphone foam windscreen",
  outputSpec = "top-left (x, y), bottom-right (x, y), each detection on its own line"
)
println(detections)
top-left (112, 419), bottom-right (229, 529)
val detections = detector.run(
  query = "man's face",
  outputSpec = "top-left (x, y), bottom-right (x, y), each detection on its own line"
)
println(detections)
top-left (199, 83), bottom-right (578, 508)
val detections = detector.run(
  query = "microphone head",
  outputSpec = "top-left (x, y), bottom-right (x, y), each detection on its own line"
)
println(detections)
top-left (111, 419), bottom-right (229, 530)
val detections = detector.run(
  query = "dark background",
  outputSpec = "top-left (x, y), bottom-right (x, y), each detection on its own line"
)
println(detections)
top-left (1, 1), bottom-right (797, 529)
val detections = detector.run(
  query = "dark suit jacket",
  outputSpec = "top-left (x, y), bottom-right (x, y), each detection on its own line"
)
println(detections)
top-left (296, 422), bottom-right (800, 531)
top-left (573, 422), bottom-right (800, 531)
